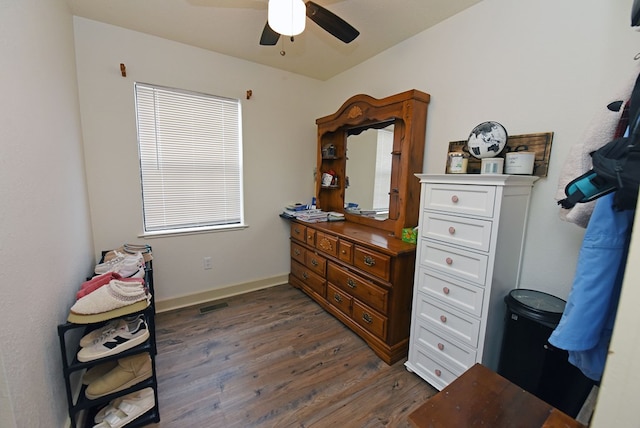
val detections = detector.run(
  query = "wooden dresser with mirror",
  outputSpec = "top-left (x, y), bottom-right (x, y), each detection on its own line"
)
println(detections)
top-left (288, 90), bottom-right (430, 364)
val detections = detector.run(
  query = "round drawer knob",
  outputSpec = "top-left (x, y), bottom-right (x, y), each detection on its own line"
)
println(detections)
top-left (451, 195), bottom-right (459, 203)
top-left (445, 257), bottom-right (453, 265)
top-left (440, 315), bottom-right (447, 323)
top-left (448, 226), bottom-right (456, 235)
top-left (443, 287), bottom-right (450, 295)
top-left (435, 369), bottom-right (442, 377)
top-left (437, 343), bottom-right (445, 351)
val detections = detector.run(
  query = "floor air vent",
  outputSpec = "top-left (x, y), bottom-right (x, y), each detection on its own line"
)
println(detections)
top-left (199, 302), bottom-right (228, 314)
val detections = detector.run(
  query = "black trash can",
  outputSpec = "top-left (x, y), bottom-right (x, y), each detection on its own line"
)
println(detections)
top-left (497, 289), bottom-right (595, 418)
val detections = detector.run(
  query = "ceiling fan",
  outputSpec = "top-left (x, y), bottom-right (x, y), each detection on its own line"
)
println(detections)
top-left (259, 1), bottom-right (359, 46)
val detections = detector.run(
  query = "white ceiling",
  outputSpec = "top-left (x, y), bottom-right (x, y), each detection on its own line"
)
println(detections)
top-left (66, 0), bottom-right (483, 81)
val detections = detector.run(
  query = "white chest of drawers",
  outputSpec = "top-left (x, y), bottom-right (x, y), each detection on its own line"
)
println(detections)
top-left (405, 174), bottom-right (537, 390)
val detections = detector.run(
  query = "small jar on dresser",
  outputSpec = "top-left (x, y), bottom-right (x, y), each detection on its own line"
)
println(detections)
top-left (405, 174), bottom-right (538, 390)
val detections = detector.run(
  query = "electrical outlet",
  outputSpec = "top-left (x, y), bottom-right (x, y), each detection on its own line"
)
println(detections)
top-left (203, 257), bottom-right (212, 270)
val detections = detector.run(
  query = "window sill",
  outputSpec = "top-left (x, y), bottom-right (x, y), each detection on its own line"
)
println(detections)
top-left (139, 223), bottom-right (249, 239)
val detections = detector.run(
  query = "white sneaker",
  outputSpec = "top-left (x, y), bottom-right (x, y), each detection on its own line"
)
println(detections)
top-left (77, 317), bottom-right (149, 362)
top-left (93, 387), bottom-right (155, 428)
top-left (79, 315), bottom-right (144, 348)
top-left (95, 252), bottom-right (144, 275)
top-left (94, 252), bottom-right (127, 275)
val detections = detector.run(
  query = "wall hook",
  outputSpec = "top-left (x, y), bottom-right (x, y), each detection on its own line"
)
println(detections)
top-left (120, 63), bottom-right (127, 77)
top-left (246, 89), bottom-right (253, 100)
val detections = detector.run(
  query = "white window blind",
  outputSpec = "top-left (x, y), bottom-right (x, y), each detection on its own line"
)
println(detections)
top-left (134, 83), bottom-right (244, 233)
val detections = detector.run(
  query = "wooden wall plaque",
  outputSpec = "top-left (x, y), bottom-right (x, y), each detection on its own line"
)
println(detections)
top-left (447, 132), bottom-right (554, 177)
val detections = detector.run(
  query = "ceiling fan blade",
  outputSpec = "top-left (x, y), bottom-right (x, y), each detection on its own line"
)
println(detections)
top-left (305, 1), bottom-right (359, 44)
top-left (259, 22), bottom-right (280, 45)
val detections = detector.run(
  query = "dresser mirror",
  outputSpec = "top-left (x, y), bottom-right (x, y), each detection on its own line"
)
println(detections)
top-left (315, 90), bottom-right (430, 238)
top-left (344, 122), bottom-right (394, 220)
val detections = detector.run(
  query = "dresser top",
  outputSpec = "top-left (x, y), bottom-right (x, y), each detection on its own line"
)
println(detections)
top-left (415, 173), bottom-right (539, 186)
top-left (293, 219), bottom-right (416, 256)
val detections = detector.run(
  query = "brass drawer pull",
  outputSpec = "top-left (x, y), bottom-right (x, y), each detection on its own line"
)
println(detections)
top-left (294, 227), bottom-right (301, 235)
top-left (334, 294), bottom-right (342, 303)
top-left (440, 315), bottom-right (447, 323)
top-left (363, 256), bottom-right (376, 267)
top-left (445, 257), bottom-right (453, 265)
top-left (347, 278), bottom-right (357, 289)
top-left (294, 249), bottom-right (301, 256)
top-left (362, 313), bottom-right (373, 324)
top-left (302, 272), bottom-right (309, 280)
top-left (307, 234), bottom-right (313, 241)
top-left (311, 258), bottom-right (318, 266)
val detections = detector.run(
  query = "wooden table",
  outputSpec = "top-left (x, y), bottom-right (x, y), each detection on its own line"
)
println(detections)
top-left (408, 363), bottom-right (586, 428)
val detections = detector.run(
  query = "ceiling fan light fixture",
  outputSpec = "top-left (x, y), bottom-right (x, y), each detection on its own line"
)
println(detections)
top-left (268, 0), bottom-right (306, 37)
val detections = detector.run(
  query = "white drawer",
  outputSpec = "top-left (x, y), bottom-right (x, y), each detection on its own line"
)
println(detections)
top-left (413, 319), bottom-right (476, 372)
top-left (416, 268), bottom-right (485, 317)
top-left (421, 212), bottom-right (493, 252)
top-left (415, 295), bottom-right (480, 348)
top-left (424, 183), bottom-right (496, 218)
top-left (419, 241), bottom-right (488, 286)
top-left (407, 346), bottom-right (460, 391)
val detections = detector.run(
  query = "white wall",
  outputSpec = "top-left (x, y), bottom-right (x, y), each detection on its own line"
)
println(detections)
top-left (72, 0), bottom-right (639, 306)
top-left (322, 0), bottom-right (639, 300)
top-left (73, 18), bottom-right (324, 304)
top-left (0, 1), bottom-right (94, 427)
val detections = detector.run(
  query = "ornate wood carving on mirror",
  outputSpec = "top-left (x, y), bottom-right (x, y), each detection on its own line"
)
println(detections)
top-left (315, 89), bottom-right (430, 238)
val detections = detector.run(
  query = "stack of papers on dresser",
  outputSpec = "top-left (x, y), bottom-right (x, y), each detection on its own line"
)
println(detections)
top-left (281, 207), bottom-right (328, 222)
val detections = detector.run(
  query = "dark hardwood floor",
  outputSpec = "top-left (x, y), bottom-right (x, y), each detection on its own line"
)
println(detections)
top-left (147, 284), bottom-right (436, 427)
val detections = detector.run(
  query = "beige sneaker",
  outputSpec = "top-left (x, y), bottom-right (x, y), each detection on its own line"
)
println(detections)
top-left (82, 360), bottom-right (118, 385)
top-left (85, 353), bottom-right (152, 400)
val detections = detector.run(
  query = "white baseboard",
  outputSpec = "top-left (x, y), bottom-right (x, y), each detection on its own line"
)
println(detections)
top-left (154, 274), bottom-right (289, 313)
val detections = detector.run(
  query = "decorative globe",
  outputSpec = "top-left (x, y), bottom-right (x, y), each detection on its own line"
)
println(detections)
top-left (466, 121), bottom-right (508, 159)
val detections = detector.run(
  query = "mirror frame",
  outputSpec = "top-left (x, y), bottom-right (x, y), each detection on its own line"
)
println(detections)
top-left (315, 90), bottom-right (430, 238)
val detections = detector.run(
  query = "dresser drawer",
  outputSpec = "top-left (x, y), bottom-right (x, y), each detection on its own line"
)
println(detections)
top-left (408, 346), bottom-right (459, 391)
top-left (416, 268), bottom-right (485, 317)
top-left (415, 294), bottom-right (480, 348)
top-left (327, 283), bottom-right (352, 317)
top-left (353, 300), bottom-right (387, 341)
top-left (419, 241), bottom-right (488, 286)
top-left (338, 240), bottom-right (353, 264)
top-left (305, 251), bottom-right (326, 277)
top-left (290, 242), bottom-right (306, 265)
top-left (305, 228), bottom-right (316, 246)
top-left (353, 246), bottom-right (391, 281)
top-left (412, 319), bottom-right (476, 372)
top-left (421, 212), bottom-right (493, 252)
top-left (327, 263), bottom-right (388, 314)
top-left (424, 183), bottom-right (496, 218)
top-left (315, 231), bottom-right (338, 258)
top-left (290, 223), bottom-right (307, 243)
top-left (291, 260), bottom-right (326, 297)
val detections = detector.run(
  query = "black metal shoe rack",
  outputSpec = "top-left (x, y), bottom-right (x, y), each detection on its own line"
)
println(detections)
top-left (57, 249), bottom-right (160, 428)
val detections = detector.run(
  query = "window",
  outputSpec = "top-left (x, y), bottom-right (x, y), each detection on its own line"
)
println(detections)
top-left (372, 127), bottom-right (393, 212)
top-left (134, 83), bottom-right (244, 235)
